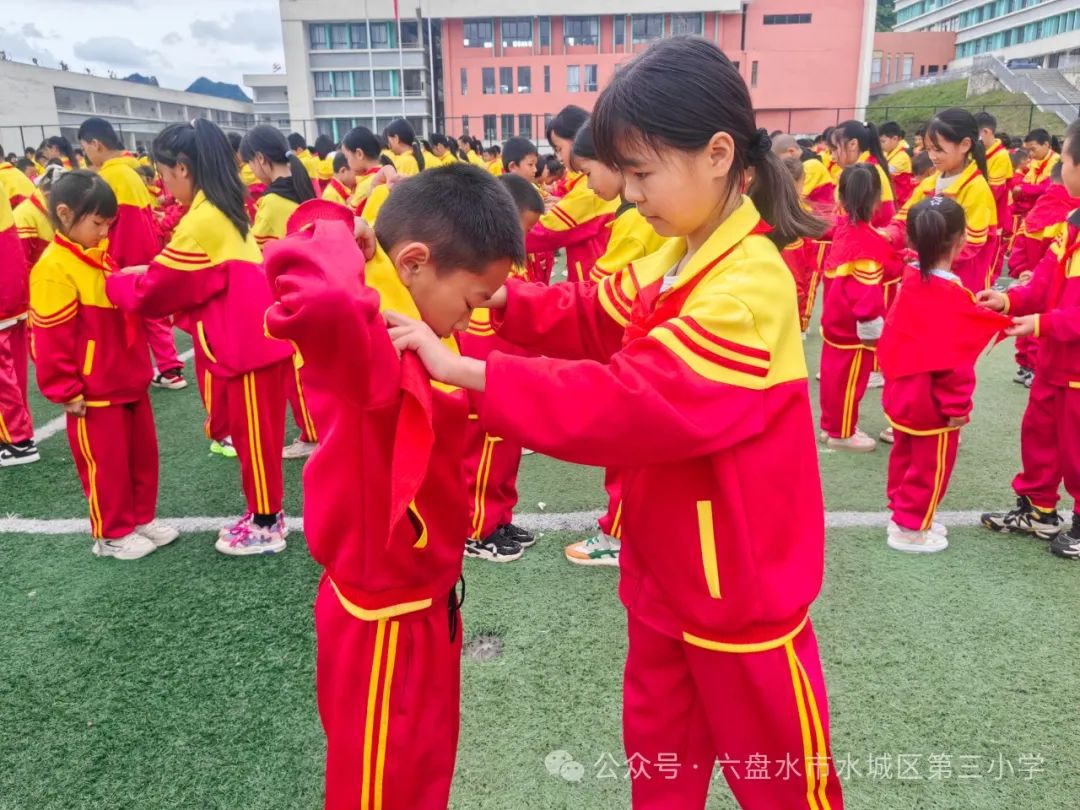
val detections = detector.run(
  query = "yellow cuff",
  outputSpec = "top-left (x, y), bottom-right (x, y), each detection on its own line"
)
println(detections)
top-left (1034, 313), bottom-right (1041, 339)
top-left (1001, 295), bottom-right (1011, 315)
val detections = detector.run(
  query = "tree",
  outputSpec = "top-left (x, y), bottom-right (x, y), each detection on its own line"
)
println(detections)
top-left (876, 0), bottom-right (896, 32)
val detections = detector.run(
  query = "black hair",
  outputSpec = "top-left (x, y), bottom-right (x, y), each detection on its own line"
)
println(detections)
top-left (1010, 150), bottom-right (1028, 169)
top-left (37, 163), bottom-right (66, 192)
top-left (545, 104), bottom-right (589, 147)
top-left (912, 150), bottom-right (933, 176)
top-left (48, 169), bottom-right (118, 234)
top-left (592, 36), bottom-right (824, 247)
top-left (545, 156), bottom-right (565, 178)
top-left (155, 119), bottom-right (251, 236)
top-left (973, 111), bottom-right (997, 133)
top-left (1065, 119), bottom-right (1080, 164)
top-left (240, 124), bottom-right (316, 203)
top-left (914, 124), bottom-right (927, 138)
top-left (226, 131), bottom-right (243, 153)
top-left (879, 121), bottom-right (904, 139)
top-left (499, 173), bottom-right (545, 216)
top-left (490, 144), bottom-right (501, 156)
top-left (76, 117), bottom-right (124, 151)
top-left (997, 131), bottom-right (1011, 146)
top-left (313, 134), bottom-right (335, 159)
top-left (384, 118), bottom-right (425, 171)
top-left (926, 108), bottom-right (989, 180)
top-left (430, 132), bottom-right (452, 154)
top-left (821, 127), bottom-right (834, 145)
top-left (1050, 161), bottom-right (1063, 182)
top-left (906, 197), bottom-right (966, 279)
top-left (813, 133), bottom-right (826, 145)
top-left (14, 158), bottom-right (32, 173)
top-left (332, 151), bottom-right (349, 173)
top-left (42, 135), bottom-right (79, 170)
top-left (421, 139), bottom-right (432, 152)
top-left (569, 123), bottom-right (598, 169)
top-left (23, 146), bottom-right (35, 156)
top-left (502, 136), bottom-right (538, 171)
top-left (1025, 128), bottom-right (1062, 153)
top-left (796, 137), bottom-right (813, 150)
top-left (135, 164), bottom-right (156, 181)
top-left (838, 163), bottom-right (881, 226)
top-left (379, 153), bottom-right (395, 167)
top-left (287, 132), bottom-right (308, 152)
top-left (833, 120), bottom-right (894, 196)
top-left (374, 163), bottom-right (526, 271)
top-left (782, 155), bottom-right (804, 183)
top-left (342, 126), bottom-right (381, 161)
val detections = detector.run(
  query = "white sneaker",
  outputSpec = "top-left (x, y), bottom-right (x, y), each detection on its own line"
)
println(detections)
top-left (879, 427), bottom-right (895, 444)
top-left (92, 532), bottom-right (157, 560)
top-left (564, 532), bottom-right (621, 567)
top-left (136, 519), bottom-right (179, 547)
top-left (887, 521), bottom-right (948, 553)
top-left (282, 438), bottom-right (317, 459)
top-left (867, 371), bottom-right (884, 389)
top-left (215, 514), bottom-right (287, 556)
top-left (151, 368), bottom-right (188, 390)
top-left (929, 522), bottom-right (947, 539)
top-left (521, 448), bottom-right (536, 456)
top-left (825, 433), bottom-right (876, 453)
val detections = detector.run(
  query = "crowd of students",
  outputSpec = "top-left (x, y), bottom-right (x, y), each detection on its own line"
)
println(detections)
top-left (1, 32), bottom-right (1079, 810)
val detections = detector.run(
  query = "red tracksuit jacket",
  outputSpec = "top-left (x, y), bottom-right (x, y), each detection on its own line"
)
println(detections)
top-left (262, 218), bottom-right (469, 619)
top-left (1005, 210), bottom-right (1080, 386)
top-left (1013, 152), bottom-right (1062, 217)
top-left (0, 191), bottom-right (28, 324)
top-left (821, 221), bottom-right (894, 347)
top-left (98, 155), bottom-right (161, 269)
top-left (484, 196), bottom-right (824, 646)
top-left (526, 171), bottom-right (618, 282)
top-left (105, 191), bottom-right (292, 378)
top-left (1010, 184), bottom-right (1080, 277)
top-left (13, 191), bottom-right (53, 267)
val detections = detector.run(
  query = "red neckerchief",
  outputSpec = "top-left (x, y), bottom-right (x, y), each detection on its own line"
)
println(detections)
top-left (30, 193), bottom-right (47, 218)
top-left (55, 234), bottom-right (141, 346)
top-left (622, 219), bottom-right (772, 345)
top-left (328, 178), bottom-right (350, 201)
top-left (986, 141), bottom-right (1004, 160)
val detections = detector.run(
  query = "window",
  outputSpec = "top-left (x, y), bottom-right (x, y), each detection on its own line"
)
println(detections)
top-left (353, 71), bottom-right (371, 96)
top-left (927, 64), bottom-right (939, 75)
top-left (403, 71), bottom-right (423, 97)
top-left (370, 22), bottom-right (391, 49)
top-left (310, 24), bottom-right (328, 50)
top-left (543, 65), bottom-right (550, 92)
top-left (518, 66), bottom-right (531, 93)
top-left (333, 71), bottom-right (351, 95)
top-left (584, 64), bottom-right (597, 92)
top-left (539, 16), bottom-right (551, 47)
top-left (631, 15), bottom-right (663, 43)
top-left (464, 19), bottom-right (494, 48)
top-left (460, 68), bottom-right (467, 95)
top-left (461, 115), bottom-right (470, 135)
top-left (350, 23), bottom-right (368, 49)
top-left (373, 70), bottom-right (395, 97)
top-left (482, 67), bottom-right (495, 95)
top-left (763, 14), bottom-right (812, 24)
top-left (401, 21), bottom-right (420, 48)
top-left (902, 54), bottom-right (914, 80)
top-left (567, 65), bottom-right (580, 92)
top-left (671, 14), bottom-right (703, 35)
top-left (613, 15), bottom-right (625, 48)
top-left (314, 73), bottom-right (333, 97)
top-left (500, 66), bottom-right (513, 94)
top-left (330, 24), bottom-right (349, 49)
top-left (501, 17), bottom-right (533, 47)
top-left (871, 51), bottom-right (882, 84)
top-left (750, 60), bottom-right (758, 89)
top-left (519, 114), bottom-right (532, 140)
top-left (564, 16), bottom-right (599, 46)
top-left (484, 114), bottom-right (497, 142)
top-left (502, 114), bottom-right (514, 139)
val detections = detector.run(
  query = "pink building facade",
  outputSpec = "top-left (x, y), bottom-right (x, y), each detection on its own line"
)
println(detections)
top-left (870, 31), bottom-right (957, 89)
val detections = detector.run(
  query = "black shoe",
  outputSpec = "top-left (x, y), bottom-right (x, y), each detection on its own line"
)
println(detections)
top-left (1050, 515), bottom-right (1080, 559)
top-left (464, 527), bottom-right (523, 563)
top-left (502, 522), bottom-right (535, 548)
top-left (0, 439), bottom-right (40, 467)
top-left (981, 495), bottom-right (1063, 538)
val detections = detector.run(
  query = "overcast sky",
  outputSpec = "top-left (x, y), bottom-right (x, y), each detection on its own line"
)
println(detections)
top-left (0, 0), bottom-right (285, 92)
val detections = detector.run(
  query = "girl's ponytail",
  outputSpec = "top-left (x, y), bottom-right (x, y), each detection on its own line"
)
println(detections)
top-left (239, 124), bottom-right (315, 203)
top-left (1050, 134), bottom-right (1063, 153)
top-left (44, 135), bottom-right (78, 172)
top-left (285, 151), bottom-right (316, 201)
top-left (863, 121), bottom-right (895, 197)
top-left (385, 118), bottom-right (424, 171)
top-left (412, 140), bottom-right (425, 171)
top-left (749, 144), bottom-right (826, 247)
top-left (837, 163), bottom-right (881, 225)
top-left (928, 108), bottom-right (988, 180)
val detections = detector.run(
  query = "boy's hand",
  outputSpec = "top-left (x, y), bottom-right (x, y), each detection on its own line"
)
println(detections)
top-left (975, 289), bottom-right (1008, 311)
top-left (1005, 315), bottom-right (1037, 337)
top-left (353, 218), bottom-right (377, 260)
top-left (947, 415), bottom-right (969, 428)
top-left (481, 286), bottom-right (508, 310)
top-left (64, 398), bottom-right (86, 417)
top-left (385, 311), bottom-right (486, 391)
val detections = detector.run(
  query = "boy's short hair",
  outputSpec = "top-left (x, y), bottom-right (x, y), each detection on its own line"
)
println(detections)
top-left (135, 164), bottom-right (156, 181)
top-left (502, 136), bottom-right (538, 171)
top-left (973, 111), bottom-right (997, 133)
top-left (781, 155), bottom-right (804, 183)
top-left (333, 152), bottom-right (349, 172)
top-left (499, 173), bottom-right (544, 215)
top-left (1050, 161), bottom-right (1063, 182)
top-left (912, 151), bottom-right (933, 176)
top-left (374, 163), bottom-right (526, 271)
top-left (77, 117), bottom-right (124, 150)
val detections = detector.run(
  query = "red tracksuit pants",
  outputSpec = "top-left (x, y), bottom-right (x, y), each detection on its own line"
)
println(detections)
top-left (800, 269), bottom-right (822, 334)
top-left (285, 353), bottom-right (317, 444)
top-left (0, 319), bottom-right (32, 444)
top-left (598, 468), bottom-right (623, 538)
top-left (143, 317), bottom-right (183, 373)
top-left (226, 362), bottom-right (287, 516)
top-left (1012, 377), bottom-right (1080, 512)
top-left (819, 345), bottom-right (873, 439)
top-left (194, 349), bottom-right (229, 442)
top-left (887, 429), bottom-right (960, 531)
top-left (1014, 336), bottom-right (1038, 371)
top-left (465, 417), bottom-right (522, 539)
top-left (66, 395), bottom-right (159, 539)
top-left (624, 612), bottom-right (844, 809)
top-left (315, 576), bottom-right (462, 810)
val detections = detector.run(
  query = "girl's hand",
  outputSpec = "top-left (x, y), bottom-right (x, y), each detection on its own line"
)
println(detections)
top-left (947, 415), bottom-right (969, 428)
top-left (121, 264), bottom-right (148, 276)
top-left (1005, 315), bottom-right (1037, 337)
top-left (481, 286), bottom-right (508, 310)
top-left (384, 311), bottom-right (487, 391)
top-left (64, 398), bottom-right (86, 417)
top-left (975, 289), bottom-right (1007, 311)
top-left (1017, 271), bottom-right (1033, 284)
top-left (352, 218), bottom-right (377, 260)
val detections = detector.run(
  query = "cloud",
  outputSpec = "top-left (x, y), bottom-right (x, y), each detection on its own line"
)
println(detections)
top-left (0, 27), bottom-right (58, 65)
top-left (73, 36), bottom-right (170, 69)
top-left (190, 11), bottom-right (281, 53)
top-left (21, 23), bottom-right (44, 39)
top-left (161, 32), bottom-right (183, 46)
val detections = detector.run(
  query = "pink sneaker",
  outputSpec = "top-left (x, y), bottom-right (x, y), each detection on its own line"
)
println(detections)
top-left (215, 515), bottom-right (287, 556)
top-left (826, 433), bottom-right (877, 453)
top-left (218, 512), bottom-right (252, 541)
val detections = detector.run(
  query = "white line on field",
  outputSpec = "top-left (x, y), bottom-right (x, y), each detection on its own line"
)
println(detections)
top-left (0, 510), bottom-right (988, 536)
top-left (33, 348), bottom-right (195, 443)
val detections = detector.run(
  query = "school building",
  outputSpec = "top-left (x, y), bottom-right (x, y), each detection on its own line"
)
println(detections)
top-left (870, 30), bottom-right (958, 89)
top-left (278, 0), bottom-right (878, 143)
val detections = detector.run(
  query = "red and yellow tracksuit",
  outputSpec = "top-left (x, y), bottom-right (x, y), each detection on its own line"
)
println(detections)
top-left (261, 216), bottom-right (468, 810)
top-left (783, 236), bottom-right (827, 334)
top-left (802, 156), bottom-right (836, 207)
top-left (321, 178), bottom-right (354, 209)
top-left (526, 171), bottom-right (619, 283)
top-left (0, 191), bottom-right (32, 448)
top-left (482, 196), bottom-right (843, 809)
top-left (588, 201), bottom-right (668, 283)
top-left (891, 160), bottom-right (999, 292)
top-left (350, 168), bottom-right (381, 217)
top-left (985, 139), bottom-right (1014, 264)
top-left (819, 221), bottom-right (892, 439)
top-left (885, 144), bottom-right (915, 207)
top-left (1013, 152), bottom-right (1062, 219)
top-left (29, 235), bottom-right (158, 537)
top-left (13, 191), bottom-right (53, 266)
top-left (391, 151), bottom-right (421, 177)
top-left (855, 152), bottom-right (895, 227)
top-left (317, 155), bottom-right (335, 183)
top-left (106, 192), bottom-right (294, 519)
top-left (1002, 211), bottom-right (1080, 513)
top-left (486, 159), bottom-right (503, 176)
top-left (295, 148), bottom-right (322, 184)
top-left (0, 161), bottom-right (36, 209)
top-left (98, 154), bottom-right (184, 377)
top-left (240, 162), bottom-right (266, 209)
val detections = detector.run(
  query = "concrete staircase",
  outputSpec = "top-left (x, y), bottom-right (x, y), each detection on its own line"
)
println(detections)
top-left (972, 57), bottom-right (1079, 126)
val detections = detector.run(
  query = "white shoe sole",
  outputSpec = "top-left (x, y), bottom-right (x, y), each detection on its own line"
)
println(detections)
top-left (825, 440), bottom-right (876, 453)
top-left (137, 528), bottom-right (179, 547)
top-left (564, 552), bottom-right (620, 567)
top-left (92, 543), bottom-right (156, 560)
top-left (151, 379), bottom-right (188, 390)
top-left (464, 546), bottom-right (523, 563)
top-left (887, 535), bottom-right (948, 553)
top-left (214, 538), bottom-right (287, 556)
top-left (0, 451), bottom-right (41, 467)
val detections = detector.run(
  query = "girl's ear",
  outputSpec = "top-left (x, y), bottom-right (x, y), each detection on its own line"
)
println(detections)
top-left (54, 202), bottom-right (74, 230)
top-left (706, 131), bottom-right (735, 177)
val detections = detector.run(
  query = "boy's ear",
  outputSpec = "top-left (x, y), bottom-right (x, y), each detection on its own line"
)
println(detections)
top-left (393, 241), bottom-right (433, 288)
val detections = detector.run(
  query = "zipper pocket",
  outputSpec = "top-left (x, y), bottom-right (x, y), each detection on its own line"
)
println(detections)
top-left (696, 500), bottom-right (722, 599)
top-left (82, 339), bottom-right (96, 377)
top-left (196, 320), bottom-right (218, 364)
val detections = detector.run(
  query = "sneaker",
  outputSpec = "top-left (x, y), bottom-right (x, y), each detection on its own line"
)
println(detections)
top-left (1024, 372), bottom-right (1034, 389)
top-left (215, 516), bottom-right (287, 556)
top-left (1013, 366), bottom-right (1032, 385)
top-left (564, 532), bottom-right (621, 567)
top-left (887, 521), bottom-right (948, 553)
top-left (981, 495), bottom-right (1063, 538)
top-left (825, 433), bottom-right (876, 453)
top-left (879, 427), bottom-right (895, 444)
top-left (210, 437), bottom-right (238, 458)
top-left (282, 438), bottom-right (317, 459)
top-left (520, 448), bottom-right (536, 456)
top-left (219, 512), bottom-right (253, 540)
top-left (867, 371), bottom-right (885, 389)
top-left (464, 527), bottom-right (523, 562)
top-left (929, 522), bottom-right (948, 539)
top-left (1050, 516), bottom-right (1080, 559)
top-left (151, 368), bottom-right (188, 390)
top-left (92, 532), bottom-right (157, 560)
top-left (0, 439), bottom-right (40, 467)
top-left (502, 523), bottom-right (535, 548)
top-left (136, 519), bottom-right (179, 547)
